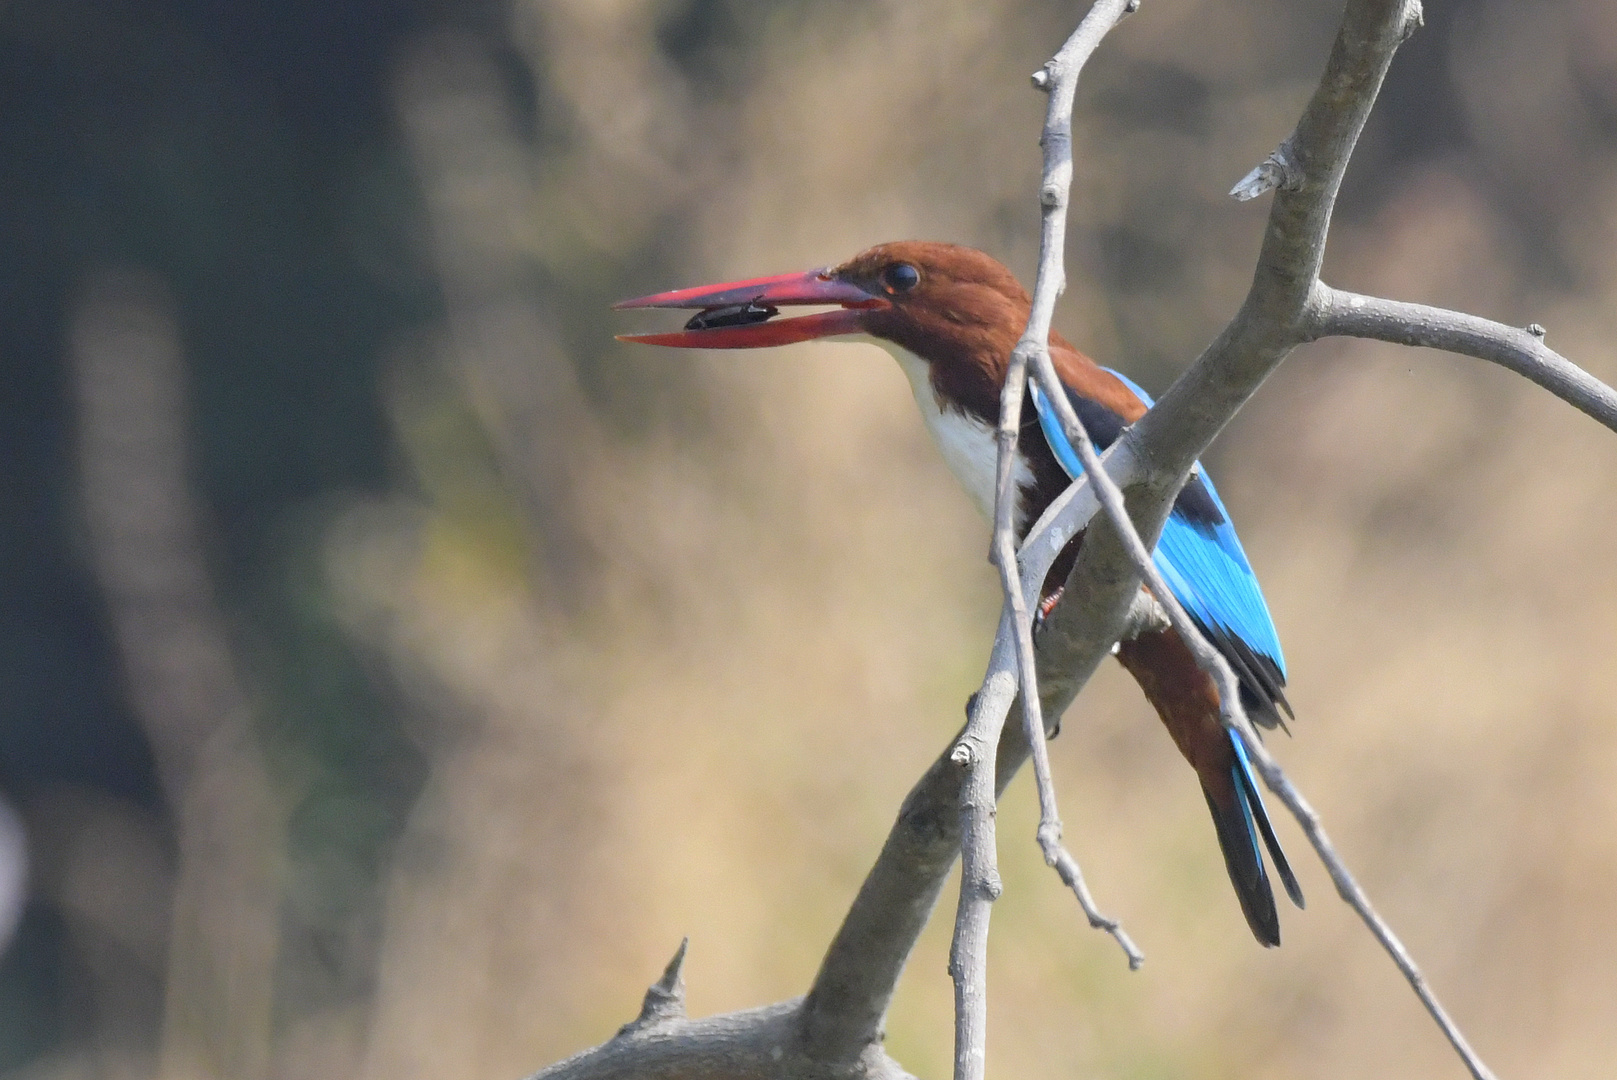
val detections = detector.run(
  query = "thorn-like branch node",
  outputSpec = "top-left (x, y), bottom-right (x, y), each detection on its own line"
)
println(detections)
top-left (617, 937), bottom-right (689, 1037)
top-left (1399, 0), bottom-right (1425, 41)
top-left (1119, 587), bottom-right (1171, 640)
top-left (975, 873), bottom-right (1003, 902)
top-left (1229, 138), bottom-right (1304, 201)
top-left (1527, 322), bottom-right (1547, 339)
top-left (1030, 67), bottom-right (1052, 92)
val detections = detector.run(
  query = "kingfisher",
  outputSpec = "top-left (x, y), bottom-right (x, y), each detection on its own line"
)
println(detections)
top-left (616, 241), bottom-right (1304, 946)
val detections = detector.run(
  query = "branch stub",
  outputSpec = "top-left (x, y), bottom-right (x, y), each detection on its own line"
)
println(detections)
top-left (1229, 138), bottom-right (1304, 202)
top-left (1399, 0), bottom-right (1425, 41)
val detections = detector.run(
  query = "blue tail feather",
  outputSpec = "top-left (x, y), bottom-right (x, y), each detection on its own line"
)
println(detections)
top-left (1231, 732), bottom-right (1304, 909)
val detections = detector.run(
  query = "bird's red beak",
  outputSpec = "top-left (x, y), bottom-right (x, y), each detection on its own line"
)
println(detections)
top-left (614, 267), bottom-right (884, 348)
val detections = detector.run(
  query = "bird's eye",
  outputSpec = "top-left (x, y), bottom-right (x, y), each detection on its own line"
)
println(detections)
top-left (881, 263), bottom-right (920, 294)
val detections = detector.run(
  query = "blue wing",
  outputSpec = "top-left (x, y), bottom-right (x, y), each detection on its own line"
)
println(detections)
top-left (1029, 373), bottom-right (1287, 690)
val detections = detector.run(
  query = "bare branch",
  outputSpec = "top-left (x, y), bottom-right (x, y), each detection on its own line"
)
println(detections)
top-left (997, 0), bottom-right (1150, 963)
top-left (1005, 2), bottom-right (1567, 1076)
top-left (1013, 0), bottom-right (1617, 1072)
top-left (1012, 0), bottom-right (1427, 954)
top-left (532, 1000), bottom-right (877, 1080)
top-left (1004, 0), bottom-right (1429, 612)
top-left (802, 675), bottom-right (1019, 1059)
top-left (1306, 285), bottom-right (1617, 433)
top-left (1216, 690), bottom-right (1499, 1080)
top-left (947, 647), bottom-right (1015, 1080)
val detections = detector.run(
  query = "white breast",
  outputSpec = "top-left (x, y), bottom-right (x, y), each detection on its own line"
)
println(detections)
top-left (871, 339), bottom-right (1033, 527)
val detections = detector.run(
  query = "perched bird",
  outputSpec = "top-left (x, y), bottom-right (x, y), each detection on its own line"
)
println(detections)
top-left (617, 241), bottom-right (1303, 946)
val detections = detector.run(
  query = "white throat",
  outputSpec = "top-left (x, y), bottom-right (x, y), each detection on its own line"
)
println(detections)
top-left (861, 337), bottom-right (1033, 526)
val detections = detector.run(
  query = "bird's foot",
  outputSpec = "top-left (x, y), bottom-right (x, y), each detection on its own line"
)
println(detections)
top-left (1033, 586), bottom-right (1065, 639)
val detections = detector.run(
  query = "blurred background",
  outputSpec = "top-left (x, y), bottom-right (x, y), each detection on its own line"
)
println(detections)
top-left (2, 0), bottom-right (1616, 1078)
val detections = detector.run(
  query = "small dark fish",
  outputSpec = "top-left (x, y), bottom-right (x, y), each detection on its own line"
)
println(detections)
top-left (684, 298), bottom-right (778, 331)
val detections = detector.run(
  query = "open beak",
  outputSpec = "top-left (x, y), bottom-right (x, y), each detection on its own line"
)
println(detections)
top-left (614, 267), bottom-right (884, 348)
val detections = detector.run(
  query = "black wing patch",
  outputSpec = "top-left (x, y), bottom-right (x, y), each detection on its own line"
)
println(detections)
top-left (1172, 473), bottom-right (1226, 532)
top-left (1064, 391), bottom-right (1129, 450)
top-left (1198, 620), bottom-right (1293, 729)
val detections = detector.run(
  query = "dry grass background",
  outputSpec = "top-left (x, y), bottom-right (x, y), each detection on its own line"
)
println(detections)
top-left (26, 0), bottom-right (1617, 1077)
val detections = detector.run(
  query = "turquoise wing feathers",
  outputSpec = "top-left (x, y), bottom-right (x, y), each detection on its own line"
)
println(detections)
top-left (1029, 372), bottom-right (1287, 681)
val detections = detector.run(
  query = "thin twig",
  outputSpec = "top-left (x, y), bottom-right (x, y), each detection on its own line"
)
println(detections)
top-left (947, 635), bottom-right (1015, 1080)
top-left (1306, 285), bottom-right (1617, 433)
top-left (951, 3), bottom-right (1143, 1078)
top-left (1004, 0), bottom-right (1146, 961)
top-left (1219, 689), bottom-right (1500, 1080)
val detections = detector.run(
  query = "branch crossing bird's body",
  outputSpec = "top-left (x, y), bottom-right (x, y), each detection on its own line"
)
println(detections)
top-left (618, 241), bottom-right (1304, 945)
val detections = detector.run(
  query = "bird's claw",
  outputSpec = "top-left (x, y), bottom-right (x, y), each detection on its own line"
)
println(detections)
top-left (1032, 587), bottom-right (1065, 640)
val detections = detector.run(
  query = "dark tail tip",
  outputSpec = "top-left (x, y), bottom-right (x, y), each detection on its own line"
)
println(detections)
top-left (1236, 760), bottom-right (1305, 911)
top-left (1203, 786), bottom-right (1281, 947)
top-left (1231, 733), bottom-right (1305, 911)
